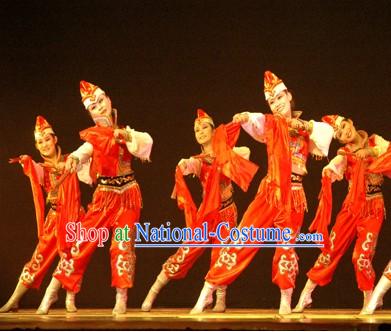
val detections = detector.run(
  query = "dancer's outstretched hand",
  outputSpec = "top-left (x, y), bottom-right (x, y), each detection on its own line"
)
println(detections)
top-left (356, 148), bottom-right (374, 159)
top-left (8, 155), bottom-right (29, 164)
top-left (232, 112), bottom-right (249, 124)
top-left (178, 159), bottom-right (188, 172)
top-left (65, 156), bottom-right (78, 173)
top-left (322, 168), bottom-right (333, 178)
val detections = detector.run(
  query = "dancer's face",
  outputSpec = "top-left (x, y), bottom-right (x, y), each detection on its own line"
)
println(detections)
top-left (35, 134), bottom-right (57, 158)
top-left (88, 94), bottom-right (113, 127)
top-left (335, 119), bottom-right (357, 144)
top-left (267, 90), bottom-right (292, 118)
top-left (194, 121), bottom-right (214, 146)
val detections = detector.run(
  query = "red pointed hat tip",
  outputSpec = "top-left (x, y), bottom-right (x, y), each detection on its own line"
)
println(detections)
top-left (264, 70), bottom-right (277, 82)
top-left (79, 80), bottom-right (100, 99)
top-left (80, 80), bottom-right (91, 91)
top-left (197, 108), bottom-right (207, 118)
top-left (264, 70), bottom-right (272, 77)
top-left (36, 115), bottom-right (47, 126)
top-left (321, 115), bottom-right (337, 126)
top-left (36, 115), bottom-right (45, 124)
top-left (35, 115), bottom-right (51, 131)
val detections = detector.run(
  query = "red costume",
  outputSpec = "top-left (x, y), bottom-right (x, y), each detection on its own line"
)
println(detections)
top-left (54, 82), bottom-right (153, 296)
top-left (307, 117), bottom-right (389, 291)
top-left (141, 110), bottom-right (258, 312)
top-left (18, 117), bottom-right (84, 290)
top-left (0, 116), bottom-right (83, 313)
top-left (205, 74), bottom-right (332, 290)
top-left (163, 116), bottom-right (258, 280)
top-left (360, 146), bottom-right (391, 314)
top-left (191, 71), bottom-right (333, 315)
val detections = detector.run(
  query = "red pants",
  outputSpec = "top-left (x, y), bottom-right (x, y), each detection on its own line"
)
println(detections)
top-left (162, 203), bottom-right (238, 279)
top-left (307, 195), bottom-right (385, 291)
top-left (206, 184), bottom-right (306, 290)
top-left (55, 182), bottom-right (141, 293)
top-left (20, 210), bottom-right (62, 289)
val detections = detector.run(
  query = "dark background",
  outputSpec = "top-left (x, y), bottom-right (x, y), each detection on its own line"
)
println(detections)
top-left (0, 0), bottom-right (390, 311)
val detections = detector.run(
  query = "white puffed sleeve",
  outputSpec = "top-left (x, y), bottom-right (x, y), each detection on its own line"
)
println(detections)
top-left (76, 159), bottom-right (92, 185)
top-left (372, 134), bottom-right (390, 157)
top-left (323, 154), bottom-right (347, 182)
top-left (125, 126), bottom-right (153, 161)
top-left (308, 121), bottom-right (334, 157)
top-left (241, 112), bottom-right (266, 143)
top-left (232, 146), bottom-right (251, 160)
top-left (71, 142), bottom-right (93, 164)
top-left (70, 142), bottom-right (94, 185)
top-left (180, 157), bottom-right (201, 176)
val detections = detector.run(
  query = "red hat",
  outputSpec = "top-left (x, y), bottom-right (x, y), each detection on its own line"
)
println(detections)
top-left (264, 70), bottom-right (287, 100)
top-left (322, 114), bottom-right (345, 137)
top-left (80, 80), bottom-right (105, 109)
top-left (34, 116), bottom-right (55, 141)
top-left (195, 108), bottom-right (214, 127)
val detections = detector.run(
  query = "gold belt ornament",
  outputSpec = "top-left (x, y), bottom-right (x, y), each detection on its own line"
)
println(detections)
top-left (220, 197), bottom-right (234, 210)
top-left (291, 173), bottom-right (303, 183)
top-left (48, 202), bottom-right (57, 211)
top-left (98, 173), bottom-right (135, 187)
top-left (366, 184), bottom-right (382, 195)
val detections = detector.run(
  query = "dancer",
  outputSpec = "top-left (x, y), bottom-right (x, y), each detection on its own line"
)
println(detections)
top-left (294, 114), bottom-right (389, 313)
top-left (37, 81), bottom-right (153, 315)
top-left (0, 116), bottom-right (84, 313)
top-left (141, 109), bottom-right (258, 312)
top-left (191, 71), bottom-right (333, 315)
top-left (360, 143), bottom-right (391, 315)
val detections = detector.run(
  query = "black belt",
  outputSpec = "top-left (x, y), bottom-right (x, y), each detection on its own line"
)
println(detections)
top-left (291, 173), bottom-right (303, 183)
top-left (47, 202), bottom-right (57, 211)
top-left (98, 173), bottom-right (135, 187)
top-left (220, 197), bottom-right (234, 210)
top-left (366, 184), bottom-right (382, 195)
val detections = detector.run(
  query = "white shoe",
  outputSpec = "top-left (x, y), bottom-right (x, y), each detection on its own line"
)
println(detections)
top-left (212, 286), bottom-right (227, 312)
top-left (0, 280), bottom-right (28, 313)
top-left (65, 291), bottom-right (77, 313)
top-left (279, 288), bottom-right (293, 315)
top-left (141, 290), bottom-right (157, 312)
top-left (36, 278), bottom-right (61, 315)
top-left (190, 282), bottom-right (215, 314)
top-left (292, 279), bottom-right (316, 313)
top-left (292, 290), bottom-right (312, 313)
top-left (141, 271), bottom-right (169, 312)
top-left (362, 290), bottom-right (373, 311)
top-left (112, 288), bottom-right (127, 315)
top-left (360, 275), bottom-right (390, 315)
